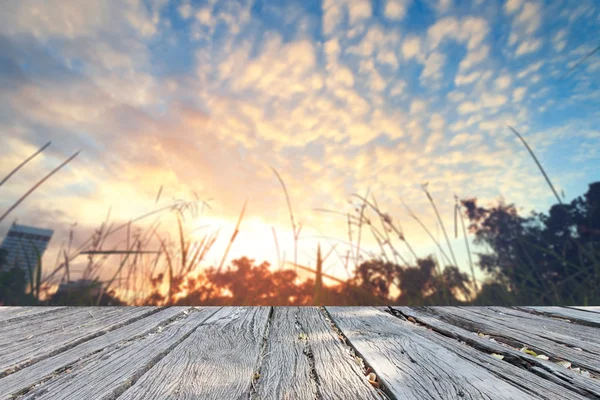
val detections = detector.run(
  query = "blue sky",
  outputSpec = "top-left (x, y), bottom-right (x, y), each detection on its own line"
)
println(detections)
top-left (0, 0), bottom-right (599, 283)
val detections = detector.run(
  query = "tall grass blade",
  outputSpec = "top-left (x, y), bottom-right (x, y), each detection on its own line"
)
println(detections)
top-left (559, 44), bottom-right (600, 80)
top-left (217, 198), bottom-right (248, 273)
top-left (455, 196), bottom-right (478, 293)
top-left (422, 183), bottom-right (458, 268)
top-left (0, 150), bottom-right (81, 224)
top-left (0, 141), bottom-right (51, 187)
top-left (508, 125), bottom-right (562, 205)
top-left (270, 166), bottom-right (300, 269)
top-left (355, 188), bottom-right (370, 267)
top-left (155, 185), bottom-right (163, 204)
top-left (400, 198), bottom-right (453, 266)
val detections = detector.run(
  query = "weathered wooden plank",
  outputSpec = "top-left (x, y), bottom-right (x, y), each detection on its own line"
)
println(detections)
top-left (326, 307), bottom-right (543, 399)
top-left (569, 307), bottom-right (600, 314)
top-left (389, 306), bottom-right (600, 399)
top-left (0, 307), bottom-right (191, 399)
top-left (0, 307), bottom-right (94, 340)
top-left (0, 307), bottom-right (134, 343)
top-left (0, 307), bottom-right (66, 323)
top-left (0, 307), bottom-right (158, 377)
top-left (465, 307), bottom-right (600, 353)
top-left (15, 307), bottom-right (220, 400)
top-left (254, 307), bottom-right (385, 400)
top-left (520, 307), bottom-right (600, 328)
top-left (484, 307), bottom-right (600, 347)
top-left (426, 307), bottom-right (600, 375)
top-left (119, 307), bottom-right (270, 400)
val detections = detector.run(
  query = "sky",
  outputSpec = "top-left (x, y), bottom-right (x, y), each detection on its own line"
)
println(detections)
top-left (0, 0), bottom-right (599, 284)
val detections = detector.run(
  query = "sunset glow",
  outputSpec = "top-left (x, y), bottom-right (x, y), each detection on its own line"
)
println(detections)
top-left (1, 0), bottom-right (599, 288)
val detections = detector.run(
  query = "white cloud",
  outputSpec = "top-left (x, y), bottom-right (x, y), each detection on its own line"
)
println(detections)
top-left (324, 38), bottom-right (341, 64)
top-left (457, 93), bottom-right (507, 115)
top-left (385, 0), bottom-right (410, 20)
top-left (195, 8), bottom-right (212, 25)
top-left (427, 16), bottom-right (489, 51)
top-left (504, 0), bottom-right (524, 14)
top-left (370, 70), bottom-right (387, 92)
top-left (516, 60), bottom-right (544, 78)
top-left (495, 74), bottom-right (512, 90)
top-left (427, 17), bottom-right (460, 49)
top-left (328, 65), bottom-right (355, 88)
top-left (178, 2), bottom-right (192, 19)
top-left (457, 101), bottom-right (479, 114)
top-left (515, 2), bottom-right (542, 35)
top-left (458, 44), bottom-right (489, 71)
top-left (429, 113), bottom-right (445, 131)
top-left (348, 0), bottom-right (372, 25)
top-left (0, 0), bottom-right (158, 39)
top-left (402, 36), bottom-right (422, 60)
top-left (377, 49), bottom-right (399, 68)
top-left (513, 87), bottom-right (527, 102)
top-left (552, 28), bottom-right (568, 52)
top-left (410, 99), bottom-right (427, 115)
top-left (322, 0), bottom-right (343, 36)
top-left (515, 38), bottom-right (543, 57)
top-left (436, 0), bottom-right (453, 13)
top-left (454, 70), bottom-right (481, 86)
top-left (421, 52), bottom-right (446, 81)
top-left (390, 80), bottom-right (406, 96)
top-left (482, 93), bottom-right (508, 108)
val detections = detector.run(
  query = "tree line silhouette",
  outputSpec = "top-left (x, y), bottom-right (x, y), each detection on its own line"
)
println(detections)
top-left (1, 181), bottom-right (598, 306)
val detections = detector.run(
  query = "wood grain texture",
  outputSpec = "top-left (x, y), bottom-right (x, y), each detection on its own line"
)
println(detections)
top-left (484, 307), bottom-right (600, 349)
top-left (569, 307), bottom-right (600, 314)
top-left (254, 307), bottom-right (385, 400)
top-left (15, 307), bottom-right (220, 400)
top-left (0, 307), bottom-right (65, 323)
top-left (426, 307), bottom-right (600, 374)
top-left (0, 307), bottom-right (190, 399)
top-left (389, 306), bottom-right (600, 399)
top-left (520, 307), bottom-right (600, 328)
top-left (119, 307), bottom-right (271, 400)
top-left (326, 307), bottom-right (540, 400)
top-left (0, 307), bottom-right (158, 377)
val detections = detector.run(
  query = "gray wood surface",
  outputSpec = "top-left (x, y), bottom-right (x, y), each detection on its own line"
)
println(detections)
top-left (118, 307), bottom-right (270, 400)
top-left (0, 306), bottom-right (598, 400)
top-left (425, 307), bottom-right (600, 374)
top-left (326, 307), bottom-right (542, 399)
top-left (520, 307), bottom-right (600, 327)
top-left (0, 307), bottom-right (157, 377)
top-left (0, 307), bottom-right (192, 399)
top-left (0, 307), bottom-right (66, 323)
top-left (254, 307), bottom-right (385, 400)
top-left (15, 307), bottom-right (220, 400)
top-left (389, 306), bottom-right (600, 399)
top-left (569, 307), bottom-right (600, 314)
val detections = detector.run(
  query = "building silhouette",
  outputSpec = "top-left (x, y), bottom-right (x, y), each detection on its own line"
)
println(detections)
top-left (0, 223), bottom-right (53, 282)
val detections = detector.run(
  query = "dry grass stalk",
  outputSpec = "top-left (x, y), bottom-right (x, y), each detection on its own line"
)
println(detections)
top-left (0, 141), bottom-right (51, 187)
top-left (455, 195), bottom-right (478, 293)
top-left (217, 198), bottom-right (247, 273)
top-left (508, 125), bottom-right (562, 205)
top-left (270, 166), bottom-right (301, 270)
top-left (400, 198), bottom-right (453, 267)
top-left (0, 150), bottom-right (81, 224)
top-left (421, 183), bottom-right (458, 268)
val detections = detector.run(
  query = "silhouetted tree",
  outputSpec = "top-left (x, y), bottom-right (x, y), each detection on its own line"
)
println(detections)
top-left (463, 181), bottom-right (600, 305)
top-left (46, 280), bottom-right (126, 306)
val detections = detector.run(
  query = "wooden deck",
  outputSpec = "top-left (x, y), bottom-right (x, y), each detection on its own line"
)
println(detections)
top-left (1, 307), bottom-right (599, 399)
